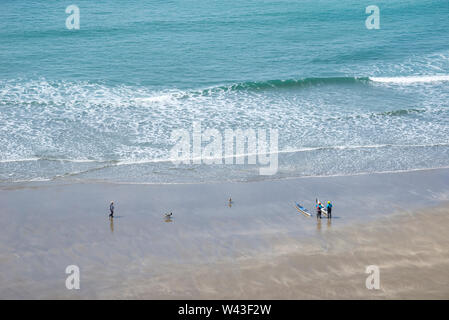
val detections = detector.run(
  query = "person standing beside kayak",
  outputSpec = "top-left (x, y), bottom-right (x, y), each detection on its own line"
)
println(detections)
top-left (316, 202), bottom-right (323, 219)
top-left (326, 201), bottom-right (333, 219)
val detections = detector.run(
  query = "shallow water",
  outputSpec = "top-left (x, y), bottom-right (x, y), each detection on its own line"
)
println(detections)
top-left (0, 168), bottom-right (448, 298)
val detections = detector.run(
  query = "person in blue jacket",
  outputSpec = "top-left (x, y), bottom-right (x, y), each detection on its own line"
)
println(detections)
top-left (326, 201), bottom-right (333, 219)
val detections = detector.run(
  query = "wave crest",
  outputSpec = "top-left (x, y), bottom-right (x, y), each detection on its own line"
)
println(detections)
top-left (370, 75), bottom-right (449, 84)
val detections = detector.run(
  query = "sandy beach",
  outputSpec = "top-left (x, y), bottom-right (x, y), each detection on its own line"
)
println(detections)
top-left (0, 168), bottom-right (448, 299)
top-left (2, 0), bottom-right (449, 304)
top-left (124, 206), bottom-right (449, 300)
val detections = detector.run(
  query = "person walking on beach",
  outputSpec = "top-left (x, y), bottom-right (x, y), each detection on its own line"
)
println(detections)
top-left (109, 201), bottom-right (115, 218)
top-left (316, 202), bottom-right (322, 219)
top-left (326, 201), bottom-right (333, 219)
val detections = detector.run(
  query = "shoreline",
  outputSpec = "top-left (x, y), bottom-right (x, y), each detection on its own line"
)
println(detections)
top-left (3, 164), bottom-right (449, 188)
top-left (0, 168), bottom-right (448, 299)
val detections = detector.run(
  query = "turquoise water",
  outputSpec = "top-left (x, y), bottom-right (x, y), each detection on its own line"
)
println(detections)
top-left (1, 0), bottom-right (449, 183)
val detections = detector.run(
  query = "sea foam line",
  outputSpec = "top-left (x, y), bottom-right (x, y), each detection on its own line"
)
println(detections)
top-left (1, 142), bottom-right (448, 165)
top-left (370, 75), bottom-right (449, 84)
top-left (114, 142), bottom-right (449, 166)
top-left (0, 158), bottom-right (105, 164)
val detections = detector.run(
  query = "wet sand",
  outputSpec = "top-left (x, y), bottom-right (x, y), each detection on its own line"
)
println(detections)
top-left (0, 168), bottom-right (449, 299)
top-left (137, 207), bottom-right (449, 299)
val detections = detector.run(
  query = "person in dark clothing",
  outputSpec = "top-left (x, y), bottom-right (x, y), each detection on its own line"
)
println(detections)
top-left (326, 201), bottom-right (333, 219)
top-left (316, 202), bottom-right (322, 219)
top-left (109, 201), bottom-right (114, 218)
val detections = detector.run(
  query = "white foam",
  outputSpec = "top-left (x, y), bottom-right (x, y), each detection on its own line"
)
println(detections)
top-left (0, 158), bottom-right (40, 163)
top-left (0, 158), bottom-right (101, 164)
top-left (113, 142), bottom-right (449, 167)
top-left (370, 75), bottom-right (449, 84)
top-left (2, 78), bottom-right (449, 183)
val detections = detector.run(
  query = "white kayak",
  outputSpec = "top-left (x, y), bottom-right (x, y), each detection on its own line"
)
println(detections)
top-left (317, 199), bottom-right (328, 217)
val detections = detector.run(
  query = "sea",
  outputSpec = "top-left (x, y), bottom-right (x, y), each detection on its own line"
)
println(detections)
top-left (1, 0), bottom-right (449, 184)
